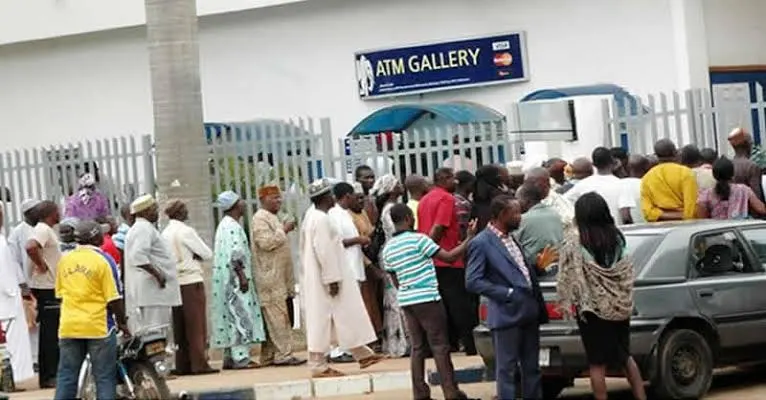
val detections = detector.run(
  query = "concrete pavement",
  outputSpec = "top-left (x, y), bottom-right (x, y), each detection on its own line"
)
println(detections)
top-left (11, 354), bottom-right (484, 400)
top-left (11, 355), bottom-right (766, 399)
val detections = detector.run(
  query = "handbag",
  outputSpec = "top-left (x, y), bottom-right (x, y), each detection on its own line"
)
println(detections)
top-left (363, 219), bottom-right (386, 263)
top-left (23, 296), bottom-right (37, 330)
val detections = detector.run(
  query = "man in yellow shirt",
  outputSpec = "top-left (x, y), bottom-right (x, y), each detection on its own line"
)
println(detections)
top-left (54, 220), bottom-right (129, 400)
top-left (641, 139), bottom-right (698, 222)
top-left (405, 174), bottom-right (430, 230)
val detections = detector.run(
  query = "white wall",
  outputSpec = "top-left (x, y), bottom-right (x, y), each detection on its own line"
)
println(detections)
top-left (0, 0), bottom-right (314, 46)
top-left (703, 0), bottom-right (766, 66)
top-left (0, 0), bottom-right (684, 152)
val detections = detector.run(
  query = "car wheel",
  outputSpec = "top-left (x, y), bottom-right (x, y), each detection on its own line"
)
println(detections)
top-left (651, 329), bottom-right (713, 399)
top-left (542, 377), bottom-right (571, 399)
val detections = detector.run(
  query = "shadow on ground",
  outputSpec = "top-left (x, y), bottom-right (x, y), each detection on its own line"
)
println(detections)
top-left (561, 365), bottom-right (766, 399)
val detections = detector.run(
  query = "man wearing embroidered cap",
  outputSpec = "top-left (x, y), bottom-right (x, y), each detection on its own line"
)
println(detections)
top-left (300, 179), bottom-right (383, 377)
top-left (251, 184), bottom-right (304, 367)
top-left (729, 127), bottom-right (765, 202)
top-left (124, 194), bottom-right (181, 337)
top-left (211, 190), bottom-right (266, 369)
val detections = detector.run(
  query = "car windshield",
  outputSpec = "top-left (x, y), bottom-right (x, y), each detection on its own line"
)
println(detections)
top-left (539, 232), bottom-right (662, 281)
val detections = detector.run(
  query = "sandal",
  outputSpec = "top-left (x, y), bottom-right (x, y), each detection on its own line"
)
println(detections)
top-left (273, 356), bottom-right (307, 366)
top-left (358, 353), bottom-right (385, 369)
top-left (224, 360), bottom-right (261, 370)
top-left (312, 367), bottom-right (346, 378)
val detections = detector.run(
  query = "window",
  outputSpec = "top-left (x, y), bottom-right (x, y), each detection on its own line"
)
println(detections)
top-left (740, 228), bottom-right (766, 267)
top-left (624, 234), bottom-right (663, 274)
top-left (691, 231), bottom-right (754, 276)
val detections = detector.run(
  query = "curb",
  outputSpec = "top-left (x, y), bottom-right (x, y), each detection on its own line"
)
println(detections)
top-left (176, 370), bottom-right (411, 400)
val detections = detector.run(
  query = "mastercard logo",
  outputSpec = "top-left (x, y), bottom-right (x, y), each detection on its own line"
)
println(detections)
top-left (493, 52), bottom-right (513, 67)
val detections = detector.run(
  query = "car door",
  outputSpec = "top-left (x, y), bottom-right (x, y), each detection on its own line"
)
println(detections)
top-left (686, 229), bottom-right (766, 350)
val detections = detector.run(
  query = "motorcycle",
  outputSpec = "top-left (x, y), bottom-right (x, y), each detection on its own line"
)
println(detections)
top-left (77, 325), bottom-right (173, 400)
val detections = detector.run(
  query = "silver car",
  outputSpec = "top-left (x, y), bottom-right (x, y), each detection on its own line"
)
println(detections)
top-left (473, 220), bottom-right (766, 399)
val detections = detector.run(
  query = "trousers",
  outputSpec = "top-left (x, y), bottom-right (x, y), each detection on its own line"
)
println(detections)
top-left (435, 268), bottom-right (478, 353)
top-left (32, 288), bottom-right (59, 387)
top-left (54, 333), bottom-right (117, 400)
top-left (402, 301), bottom-right (463, 400)
top-left (493, 324), bottom-right (542, 399)
top-left (172, 283), bottom-right (212, 373)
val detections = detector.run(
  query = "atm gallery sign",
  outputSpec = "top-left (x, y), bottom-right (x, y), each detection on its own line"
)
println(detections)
top-left (354, 32), bottom-right (529, 100)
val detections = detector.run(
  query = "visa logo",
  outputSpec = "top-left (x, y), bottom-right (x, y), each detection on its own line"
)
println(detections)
top-left (492, 41), bottom-right (510, 51)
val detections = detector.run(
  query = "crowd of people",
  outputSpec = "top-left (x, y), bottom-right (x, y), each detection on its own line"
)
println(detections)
top-left (1, 126), bottom-right (764, 399)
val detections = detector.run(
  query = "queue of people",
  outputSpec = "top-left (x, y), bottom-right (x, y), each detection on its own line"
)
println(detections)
top-left (1, 126), bottom-right (765, 399)
top-left (0, 186), bottom-right (310, 396)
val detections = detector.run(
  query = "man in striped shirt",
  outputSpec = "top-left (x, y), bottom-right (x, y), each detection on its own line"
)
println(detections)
top-left (381, 204), bottom-right (476, 400)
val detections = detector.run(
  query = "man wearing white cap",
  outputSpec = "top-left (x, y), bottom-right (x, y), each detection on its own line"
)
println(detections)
top-left (300, 179), bottom-right (383, 378)
top-left (7, 199), bottom-right (39, 364)
top-left (124, 194), bottom-right (181, 334)
top-left (729, 127), bottom-right (765, 202)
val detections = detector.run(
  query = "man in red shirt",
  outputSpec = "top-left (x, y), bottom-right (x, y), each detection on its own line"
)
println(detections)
top-left (97, 217), bottom-right (121, 265)
top-left (417, 167), bottom-right (477, 355)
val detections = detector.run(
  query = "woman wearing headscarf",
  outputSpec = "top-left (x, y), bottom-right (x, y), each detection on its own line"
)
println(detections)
top-left (556, 192), bottom-right (646, 400)
top-left (210, 191), bottom-right (266, 369)
top-left (371, 174), bottom-right (409, 357)
top-left (64, 173), bottom-right (109, 221)
top-left (696, 157), bottom-right (766, 220)
top-left (471, 164), bottom-right (510, 231)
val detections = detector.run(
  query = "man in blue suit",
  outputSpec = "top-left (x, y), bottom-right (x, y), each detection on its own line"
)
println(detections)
top-left (466, 195), bottom-right (548, 399)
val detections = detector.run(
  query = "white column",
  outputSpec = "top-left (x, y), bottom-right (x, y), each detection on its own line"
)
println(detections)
top-left (670, 0), bottom-right (711, 90)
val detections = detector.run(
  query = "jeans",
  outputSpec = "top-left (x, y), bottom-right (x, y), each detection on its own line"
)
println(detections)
top-left (54, 333), bottom-right (118, 400)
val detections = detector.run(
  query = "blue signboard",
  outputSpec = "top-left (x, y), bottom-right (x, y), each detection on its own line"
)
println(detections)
top-left (355, 32), bottom-right (528, 100)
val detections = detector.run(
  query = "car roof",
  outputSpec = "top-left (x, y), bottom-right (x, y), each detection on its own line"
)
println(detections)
top-left (621, 219), bottom-right (766, 236)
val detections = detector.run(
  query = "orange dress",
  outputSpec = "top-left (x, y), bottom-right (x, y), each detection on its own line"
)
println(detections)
top-left (349, 210), bottom-right (383, 336)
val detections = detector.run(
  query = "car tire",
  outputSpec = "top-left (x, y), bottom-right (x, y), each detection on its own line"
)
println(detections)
top-left (651, 329), bottom-right (713, 399)
top-left (542, 377), bottom-right (570, 399)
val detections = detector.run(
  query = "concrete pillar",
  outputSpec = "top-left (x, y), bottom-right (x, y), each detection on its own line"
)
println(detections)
top-left (670, 0), bottom-right (711, 90)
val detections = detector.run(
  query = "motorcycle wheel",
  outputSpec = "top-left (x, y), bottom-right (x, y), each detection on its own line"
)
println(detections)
top-left (128, 362), bottom-right (172, 400)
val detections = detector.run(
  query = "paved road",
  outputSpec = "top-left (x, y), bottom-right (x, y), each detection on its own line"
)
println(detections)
top-left (336, 365), bottom-right (766, 399)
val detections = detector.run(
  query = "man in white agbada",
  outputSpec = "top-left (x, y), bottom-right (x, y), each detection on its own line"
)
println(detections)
top-left (326, 182), bottom-right (372, 362)
top-left (124, 194), bottom-right (181, 334)
top-left (300, 178), bottom-right (384, 377)
top-left (0, 204), bottom-right (35, 385)
top-left (7, 199), bottom-right (40, 365)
